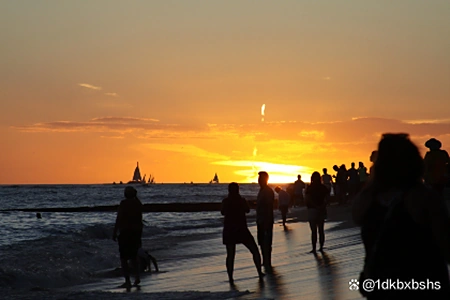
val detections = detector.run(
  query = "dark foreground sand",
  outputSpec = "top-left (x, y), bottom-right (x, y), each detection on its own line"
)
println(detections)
top-left (5, 205), bottom-right (367, 300)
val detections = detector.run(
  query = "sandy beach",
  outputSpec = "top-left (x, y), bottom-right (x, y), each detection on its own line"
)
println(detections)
top-left (4, 204), bottom-right (368, 300)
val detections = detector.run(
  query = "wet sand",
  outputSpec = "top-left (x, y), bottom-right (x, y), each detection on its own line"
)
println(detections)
top-left (5, 205), bottom-right (366, 299)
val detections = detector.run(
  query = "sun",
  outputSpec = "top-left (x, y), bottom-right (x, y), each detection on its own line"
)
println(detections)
top-left (214, 160), bottom-right (314, 183)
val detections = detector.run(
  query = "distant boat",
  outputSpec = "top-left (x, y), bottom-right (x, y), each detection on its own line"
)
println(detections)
top-left (127, 162), bottom-right (146, 184)
top-left (142, 174), bottom-right (155, 186)
top-left (209, 173), bottom-right (219, 184)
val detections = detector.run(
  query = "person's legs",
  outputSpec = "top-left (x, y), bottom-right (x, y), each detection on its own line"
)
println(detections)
top-left (130, 256), bottom-right (140, 285)
top-left (120, 258), bottom-right (132, 286)
top-left (118, 235), bottom-right (132, 287)
top-left (281, 206), bottom-right (287, 226)
top-left (318, 219), bottom-right (325, 251)
top-left (225, 244), bottom-right (236, 284)
top-left (263, 229), bottom-right (273, 270)
top-left (243, 239), bottom-right (265, 279)
top-left (309, 221), bottom-right (318, 253)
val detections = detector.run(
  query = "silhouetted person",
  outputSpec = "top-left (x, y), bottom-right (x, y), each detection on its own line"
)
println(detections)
top-left (221, 182), bottom-right (264, 284)
top-left (321, 168), bottom-right (333, 204)
top-left (347, 162), bottom-right (360, 201)
top-left (113, 186), bottom-right (143, 288)
top-left (275, 186), bottom-right (289, 226)
top-left (424, 138), bottom-right (449, 196)
top-left (353, 133), bottom-right (450, 299)
top-left (332, 165), bottom-right (339, 199)
top-left (358, 162), bottom-right (369, 192)
top-left (256, 171), bottom-right (275, 271)
top-left (36, 213), bottom-right (42, 219)
top-left (293, 175), bottom-right (306, 207)
top-left (336, 165), bottom-right (348, 205)
top-left (305, 172), bottom-right (329, 254)
top-left (369, 150), bottom-right (378, 177)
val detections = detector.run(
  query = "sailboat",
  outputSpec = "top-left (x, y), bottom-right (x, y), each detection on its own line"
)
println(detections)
top-left (209, 173), bottom-right (219, 184)
top-left (127, 162), bottom-right (144, 184)
top-left (148, 174), bottom-right (155, 184)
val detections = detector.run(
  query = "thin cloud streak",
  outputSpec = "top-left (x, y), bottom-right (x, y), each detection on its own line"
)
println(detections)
top-left (104, 92), bottom-right (119, 97)
top-left (78, 83), bottom-right (102, 90)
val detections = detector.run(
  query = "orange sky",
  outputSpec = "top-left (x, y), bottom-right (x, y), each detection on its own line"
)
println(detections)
top-left (1, 1), bottom-right (449, 184)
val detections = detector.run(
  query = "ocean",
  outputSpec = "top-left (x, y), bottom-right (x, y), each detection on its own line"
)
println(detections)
top-left (0, 183), bottom-right (279, 291)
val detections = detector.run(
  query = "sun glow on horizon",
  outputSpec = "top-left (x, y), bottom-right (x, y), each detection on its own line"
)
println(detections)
top-left (213, 160), bottom-right (313, 183)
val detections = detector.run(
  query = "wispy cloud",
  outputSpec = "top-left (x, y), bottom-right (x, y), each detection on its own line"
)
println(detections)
top-left (91, 117), bottom-right (160, 123)
top-left (12, 117), bottom-right (165, 133)
top-left (104, 92), bottom-right (119, 97)
top-left (78, 83), bottom-right (102, 90)
top-left (402, 118), bottom-right (450, 125)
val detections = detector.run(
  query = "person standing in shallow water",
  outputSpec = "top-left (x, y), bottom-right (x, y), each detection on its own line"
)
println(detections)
top-left (113, 186), bottom-right (143, 288)
top-left (305, 172), bottom-right (329, 254)
top-left (256, 171), bottom-right (275, 271)
top-left (353, 133), bottom-right (450, 299)
top-left (221, 182), bottom-right (264, 284)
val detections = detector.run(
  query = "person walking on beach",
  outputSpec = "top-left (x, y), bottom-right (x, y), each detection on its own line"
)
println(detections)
top-left (293, 175), bottom-right (306, 207)
top-left (423, 138), bottom-right (449, 196)
top-left (221, 182), bottom-right (264, 284)
top-left (256, 171), bottom-right (275, 271)
top-left (305, 172), bottom-right (329, 254)
top-left (353, 133), bottom-right (450, 299)
top-left (275, 186), bottom-right (289, 226)
top-left (113, 186), bottom-right (143, 288)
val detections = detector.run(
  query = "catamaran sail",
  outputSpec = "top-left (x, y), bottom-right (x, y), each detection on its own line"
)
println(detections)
top-left (212, 173), bottom-right (219, 184)
top-left (132, 162), bottom-right (142, 182)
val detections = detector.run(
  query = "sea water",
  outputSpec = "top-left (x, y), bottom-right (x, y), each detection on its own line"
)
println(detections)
top-left (0, 183), bottom-right (269, 290)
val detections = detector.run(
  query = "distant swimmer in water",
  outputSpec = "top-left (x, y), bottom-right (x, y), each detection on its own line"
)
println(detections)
top-left (36, 213), bottom-right (42, 219)
top-left (113, 186), bottom-right (143, 289)
top-left (221, 182), bottom-right (264, 284)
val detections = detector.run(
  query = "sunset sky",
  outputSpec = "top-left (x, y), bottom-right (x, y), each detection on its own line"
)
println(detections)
top-left (1, 0), bottom-right (449, 184)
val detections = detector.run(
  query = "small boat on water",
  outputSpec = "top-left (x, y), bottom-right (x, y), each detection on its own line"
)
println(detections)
top-left (127, 162), bottom-right (155, 185)
top-left (209, 173), bottom-right (219, 184)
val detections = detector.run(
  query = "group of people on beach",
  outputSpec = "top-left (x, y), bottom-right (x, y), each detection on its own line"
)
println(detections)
top-left (111, 134), bottom-right (450, 298)
top-left (220, 134), bottom-right (450, 298)
top-left (221, 169), bottom-right (332, 284)
top-left (285, 161), bottom-right (371, 208)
